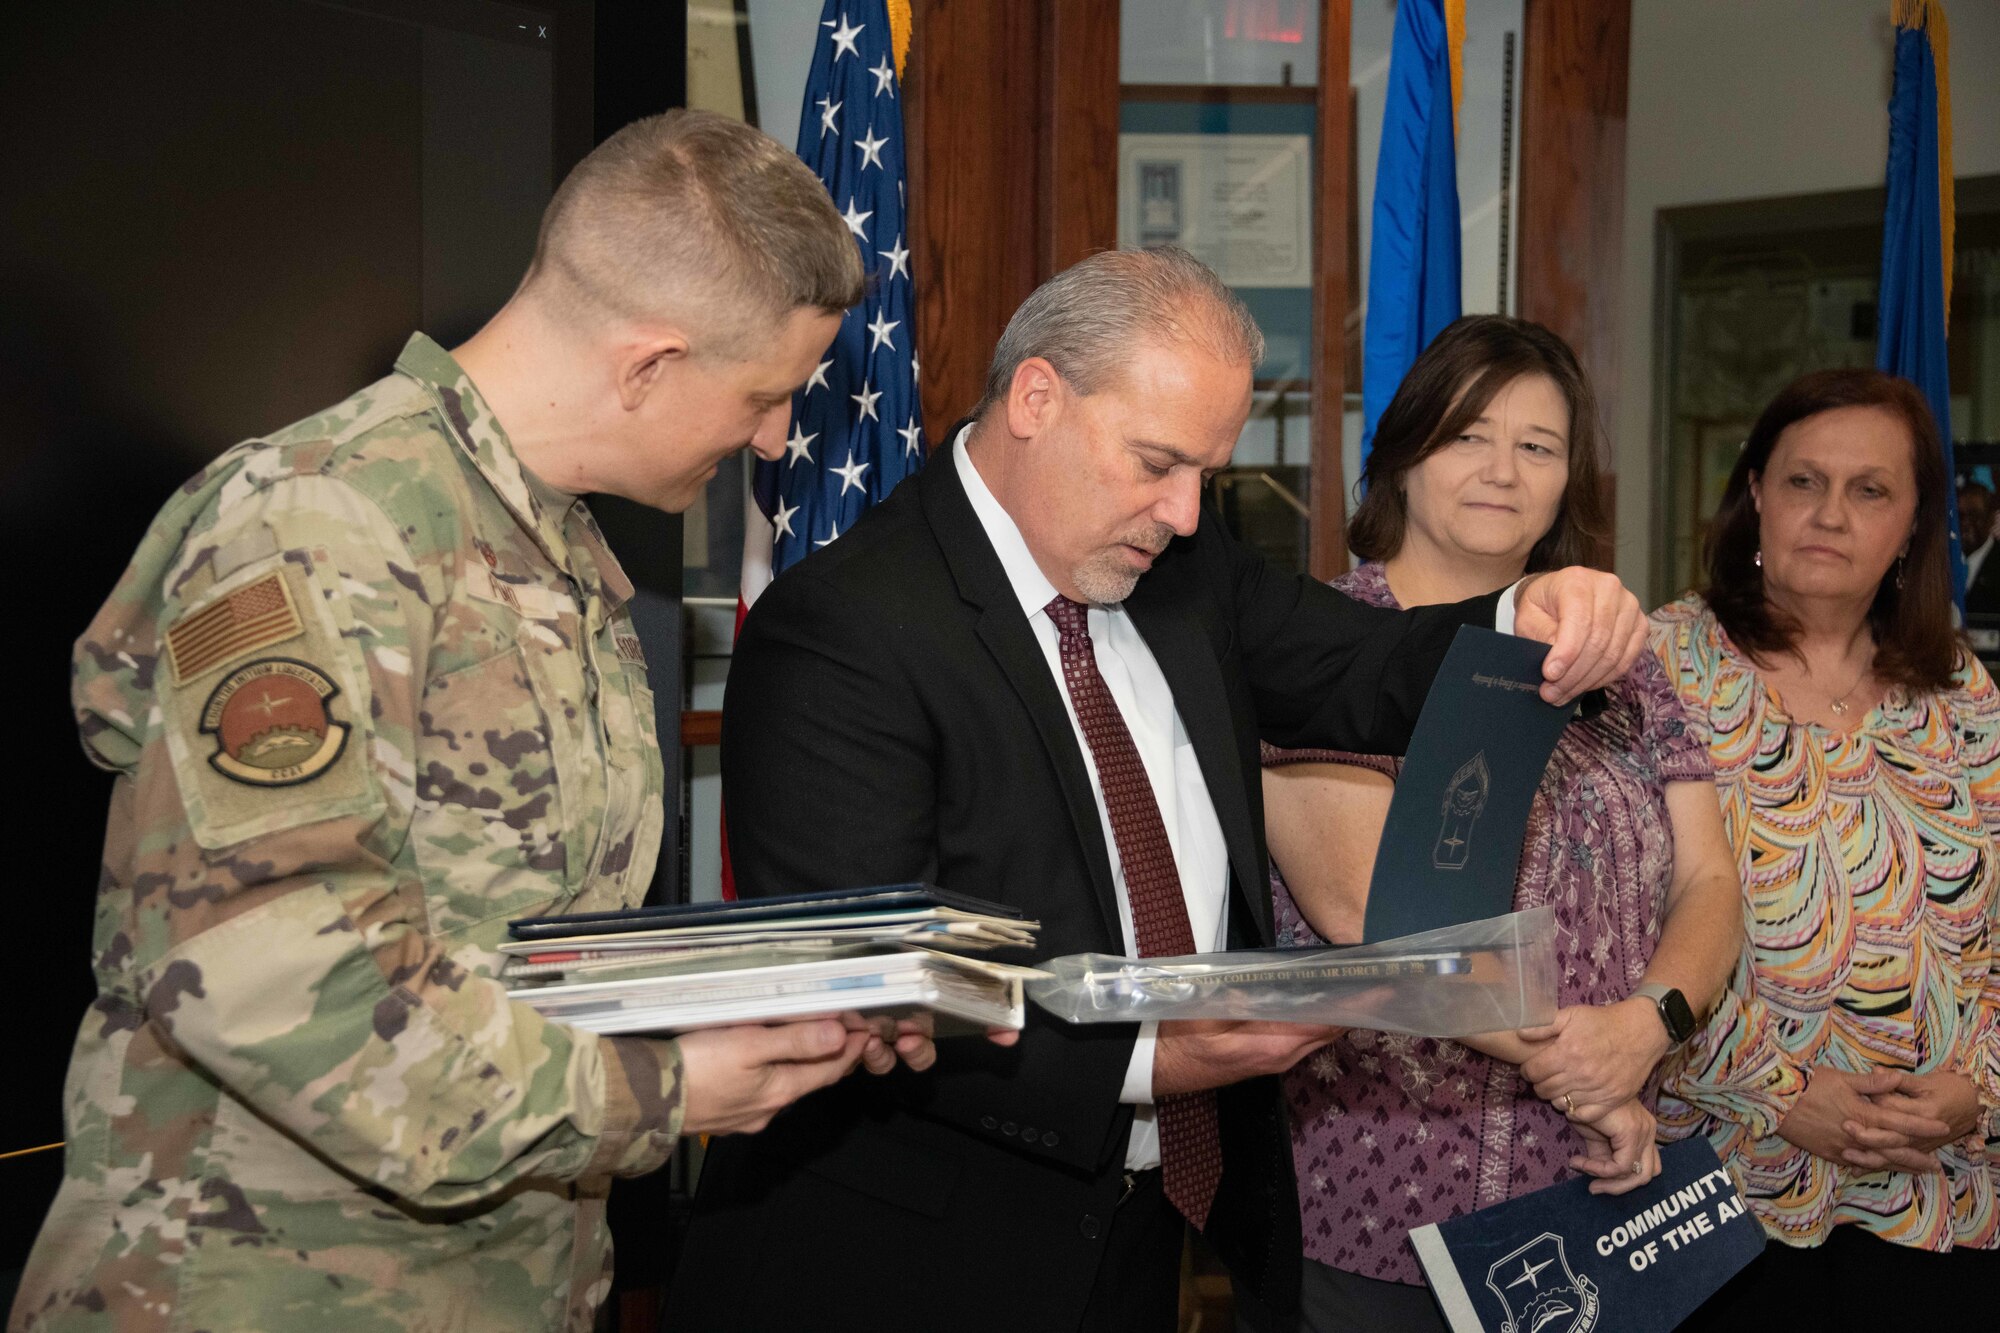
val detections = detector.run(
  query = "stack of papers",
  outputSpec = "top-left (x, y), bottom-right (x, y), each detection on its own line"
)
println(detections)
top-left (504, 885), bottom-right (1042, 1035)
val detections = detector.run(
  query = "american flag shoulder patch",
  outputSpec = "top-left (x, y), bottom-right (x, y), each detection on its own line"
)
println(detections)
top-left (167, 571), bottom-right (305, 685)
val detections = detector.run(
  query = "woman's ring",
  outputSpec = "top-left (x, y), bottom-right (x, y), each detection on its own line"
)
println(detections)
top-left (1560, 1093), bottom-right (1575, 1116)
top-left (1631, 1160), bottom-right (1644, 1175)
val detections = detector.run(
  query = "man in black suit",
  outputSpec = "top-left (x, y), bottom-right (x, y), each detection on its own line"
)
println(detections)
top-left (1958, 480), bottom-right (2000, 614)
top-left (667, 248), bottom-right (1643, 1330)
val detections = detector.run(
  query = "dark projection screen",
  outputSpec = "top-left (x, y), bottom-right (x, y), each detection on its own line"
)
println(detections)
top-left (0, 0), bottom-right (627, 1283)
top-left (3, 0), bottom-right (557, 461)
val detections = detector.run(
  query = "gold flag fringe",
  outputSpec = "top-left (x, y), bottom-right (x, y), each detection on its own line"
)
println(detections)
top-left (1445, 0), bottom-right (1465, 142)
top-left (888, 0), bottom-right (913, 80)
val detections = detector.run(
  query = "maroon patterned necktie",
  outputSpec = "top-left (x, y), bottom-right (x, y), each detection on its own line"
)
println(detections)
top-left (1045, 595), bottom-right (1223, 1229)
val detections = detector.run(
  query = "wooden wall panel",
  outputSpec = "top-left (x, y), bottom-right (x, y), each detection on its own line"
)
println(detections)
top-left (1043, 0), bottom-right (1120, 272)
top-left (905, 0), bottom-right (1120, 436)
top-left (1309, 0), bottom-right (1354, 583)
top-left (906, 1), bottom-right (1044, 433)
top-left (1519, 0), bottom-right (1630, 559)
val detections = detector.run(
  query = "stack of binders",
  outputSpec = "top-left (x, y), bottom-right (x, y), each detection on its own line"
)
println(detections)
top-left (503, 885), bottom-right (1042, 1036)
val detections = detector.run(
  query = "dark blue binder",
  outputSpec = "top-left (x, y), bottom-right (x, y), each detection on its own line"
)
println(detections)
top-left (508, 883), bottom-right (1025, 940)
top-left (1410, 1137), bottom-right (1764, 1333)
top-left (1363, 626), bottom-right (1573, 942)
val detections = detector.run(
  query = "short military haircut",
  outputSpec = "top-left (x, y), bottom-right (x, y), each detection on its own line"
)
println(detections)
top-left (524, 109), bottom-right (864, 354)
top-left (978, 246), bottom-right (1265, 413)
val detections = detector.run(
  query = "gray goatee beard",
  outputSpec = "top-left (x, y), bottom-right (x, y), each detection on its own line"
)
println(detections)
top-left (1071, 525), bottom-right (1175, 606)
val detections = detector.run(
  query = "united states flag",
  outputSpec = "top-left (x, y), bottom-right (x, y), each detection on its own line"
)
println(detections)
top-left (739, 0), bottom-right (925, 609)
top-left (726, 0), bottom-right (923, 898)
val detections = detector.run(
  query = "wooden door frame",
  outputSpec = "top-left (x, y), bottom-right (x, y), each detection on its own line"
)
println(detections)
top-left (902, 0), bottom-right (1118, 439)
top-left (1309, 0), bottom-right (1353, 582)
top-left (903, 0), bottom-right (1629, 573)
top-left (1518, 0), bottom-right (1632, 568)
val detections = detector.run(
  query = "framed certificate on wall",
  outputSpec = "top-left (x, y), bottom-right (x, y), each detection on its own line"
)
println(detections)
top-left (1118, 91), bottom-right (1316, 382)
top-left (1119, 132), bottom-right (1311, 288)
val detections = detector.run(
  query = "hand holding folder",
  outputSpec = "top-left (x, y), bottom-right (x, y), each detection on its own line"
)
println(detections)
top-left (1030, 628), bottom-right (1572, 1035)
top-left (506, 885), bottom-right (1042, 1039)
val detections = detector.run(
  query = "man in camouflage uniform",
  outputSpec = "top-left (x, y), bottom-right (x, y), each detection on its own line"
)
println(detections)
top-left (14, 109), bottom-right (887, 1331)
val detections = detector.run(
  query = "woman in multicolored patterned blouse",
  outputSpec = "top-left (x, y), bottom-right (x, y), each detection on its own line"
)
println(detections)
top-left (1653, 368), bottom-right (2000, 1324)
top-left (1237, 316), bottom-right (1749, 1332)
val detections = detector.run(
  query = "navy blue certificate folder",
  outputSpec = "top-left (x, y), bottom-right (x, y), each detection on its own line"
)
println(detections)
top-left (1363, 626), bottom-right (1573, 942)
top-left (1410, 1137), bottom-right (1764, 1333)
top-left (508, 883), bottom-right (1025, 940)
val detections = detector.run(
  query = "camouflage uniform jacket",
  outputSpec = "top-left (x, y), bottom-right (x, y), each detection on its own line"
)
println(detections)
top-left (13, 334), bottom-right (681, 1333)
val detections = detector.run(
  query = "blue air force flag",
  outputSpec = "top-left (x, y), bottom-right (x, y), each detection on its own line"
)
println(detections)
top-left (1877, 0), bottom-right (1961, 606)
top-left (1360, 0), bottom-right (1463, 463)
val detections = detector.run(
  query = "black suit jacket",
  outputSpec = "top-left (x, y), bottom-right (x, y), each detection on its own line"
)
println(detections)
top-left (667, 440), bottom-right (1500, 1331)
top-left (1967, 545), bottom-right (2000, 616)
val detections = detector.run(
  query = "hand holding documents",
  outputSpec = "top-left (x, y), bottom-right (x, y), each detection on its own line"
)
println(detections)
top-left (1029, 907), bottom-right (1554, 1037)
top-left (1511, 564), bottom-right (1647, 705)
top-left (1031, 627), bottom-right (1569, 1036)
top-left (505, 885), bottom-right (1042, 1036)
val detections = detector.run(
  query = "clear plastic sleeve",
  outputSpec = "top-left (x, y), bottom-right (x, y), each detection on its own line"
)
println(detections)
top-left (1027, 906), bottom-right (1555, 1037)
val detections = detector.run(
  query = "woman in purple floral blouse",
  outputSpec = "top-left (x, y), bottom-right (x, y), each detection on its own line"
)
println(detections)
top-left (1237, 317), bottom-right (1749, 1332)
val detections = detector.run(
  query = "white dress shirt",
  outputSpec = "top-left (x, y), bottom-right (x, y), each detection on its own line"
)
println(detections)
top-left (955, 437), bottom-right (1222, 1169)
top-left (952, 431), bottom-right (1521, 1169)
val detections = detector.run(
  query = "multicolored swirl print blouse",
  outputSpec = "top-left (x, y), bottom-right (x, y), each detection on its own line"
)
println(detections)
top-left (1651, 595), bottom-right (2000, 1252)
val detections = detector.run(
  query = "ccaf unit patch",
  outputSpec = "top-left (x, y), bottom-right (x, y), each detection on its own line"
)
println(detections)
top-left (200, 657), bottom-right (351, 786)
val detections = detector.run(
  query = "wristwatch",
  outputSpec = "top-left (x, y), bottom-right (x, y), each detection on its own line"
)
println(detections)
top-left (1634, 983), bottom-right (1697, 1046)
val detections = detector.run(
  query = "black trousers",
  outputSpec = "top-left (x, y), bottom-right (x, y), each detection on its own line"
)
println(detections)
top-left (1078, 1169), bottom-right (1184, 1333)
top-left (1681, 1225), bottom-right (1997, 1330)
top-left (1233, 1257), bottom-right (1446, 1333)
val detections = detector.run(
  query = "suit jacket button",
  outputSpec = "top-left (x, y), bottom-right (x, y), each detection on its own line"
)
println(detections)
top-left (1002, 1121), bottom-right (1017, 1136)
top-left (980, 1115), bottom-right (997, 1130)
top-left (1043, 1131), bottom-right (1059, 1147)
top-left (1021, 1126), bottom-right (1037, 1143)
top-left (1079, 1214), bottom-right (1101, 1240)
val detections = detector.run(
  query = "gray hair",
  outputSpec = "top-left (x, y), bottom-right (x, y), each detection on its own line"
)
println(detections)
top-left (524, 110), bottom-right (864, 353)
top-left (978, 247), bottom-right (1265, 412)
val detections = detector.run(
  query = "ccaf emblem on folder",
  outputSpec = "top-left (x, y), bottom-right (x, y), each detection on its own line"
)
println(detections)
top-left (1483, 1232), bottom-right (1598, 1333)
top-left (1433, 751), bottom-right (1491, 870)
top-left (1411, 1138), bottom-right (1763, 1333)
